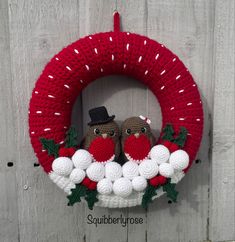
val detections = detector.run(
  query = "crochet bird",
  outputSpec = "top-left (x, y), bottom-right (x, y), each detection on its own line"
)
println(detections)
top-left (84, 106), bottom-right (120, 163)
top-left (121, 116), bottom-right (155, 163)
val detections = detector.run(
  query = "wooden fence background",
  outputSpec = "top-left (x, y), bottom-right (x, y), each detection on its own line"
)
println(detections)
top-left (0, 0), bottom-right (234, 241)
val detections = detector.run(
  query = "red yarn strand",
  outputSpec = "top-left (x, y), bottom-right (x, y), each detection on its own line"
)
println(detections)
top-left (113, 11), bottom-right (120, 32)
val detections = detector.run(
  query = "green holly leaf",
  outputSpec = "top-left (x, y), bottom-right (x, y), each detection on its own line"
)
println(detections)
top-left (174, 126), bottom-right (188, 148)
top-left (67, 184), bottom-right (87, 206)
top-left (65, 126), bottom-right (79, 148)
top-left (162, 124), bottom-right (175, 141)
top-left (40, 138), bottom-right (60, 158)
top-left (141, 184), bottom-right (158, 209)
top-left (85, 190), bottom-right (99, 210)
top-left (163, 182), bottom-right (179, 202)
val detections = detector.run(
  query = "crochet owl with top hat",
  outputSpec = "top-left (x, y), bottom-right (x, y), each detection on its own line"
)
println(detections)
top-left (121, 116), bottom-right (156, 163)
top-left (84, 106), bottom-right (120, 163)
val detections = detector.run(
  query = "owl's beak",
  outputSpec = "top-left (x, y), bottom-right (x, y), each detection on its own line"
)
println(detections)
top-left (134, 133), bottom-right (140, 138)
top-left (102, 133), bottom-right (108, 139)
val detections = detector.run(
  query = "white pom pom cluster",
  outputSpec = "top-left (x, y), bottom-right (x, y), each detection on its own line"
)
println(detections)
top-left (51, 146), bottom-right (189, 198)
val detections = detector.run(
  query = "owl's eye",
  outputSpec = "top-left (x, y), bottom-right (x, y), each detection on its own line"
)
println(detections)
top-left (110, 130), bottom-right (115, 137)
top-left (94, 128), bottom-right (100, 135)
top-left (126, 128), bottom-right (131, 135)
top-left (141, 127), bottom-right (147, 133)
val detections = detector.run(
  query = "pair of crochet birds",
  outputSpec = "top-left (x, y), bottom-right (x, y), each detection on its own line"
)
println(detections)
top-left (84, 106), bottom-right (156, 164)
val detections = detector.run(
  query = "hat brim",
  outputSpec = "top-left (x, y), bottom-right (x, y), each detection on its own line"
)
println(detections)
top-left (88, 115), bottom-right (115, 126)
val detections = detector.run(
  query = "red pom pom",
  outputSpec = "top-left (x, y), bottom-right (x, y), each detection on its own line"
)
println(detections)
top-left (169, 143), bottom-right (179, 153)
top-left (68, 147), bottom-right (76, 156)
top-left (81, 177), bottom-right (91, 187)
top-left (88, 137), bottom-right (115, 162)
top-left (149, 176), bottom-right (159, 187)
top-left (158, 175), bottom-right (167, 185)
top-left (124, 134), bottom-right (151, 161)
top-left (88, 181), bottom-right (97, 190)
top-left (59, 147), bottom-right (70, 157)
top-left (161, 140), bottom-right (172, 149)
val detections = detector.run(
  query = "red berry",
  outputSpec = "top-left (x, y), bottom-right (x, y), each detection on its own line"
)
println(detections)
top-left (59, 147), bottom-right (70, 157)
top-left (158, 175), bottom-right (167, 185)
top-left (161, 140), bottom-right (172, 149)
top-left (88, 181), bottom-right (97, 190)
top-left (81, 177), bottom-right (91, 187)
top-left (68, 147), bottom-right (76, 156)
top-left (169, 143), bottom-right (179, 153)
top-left (149, 176), bottom-right (159, 187)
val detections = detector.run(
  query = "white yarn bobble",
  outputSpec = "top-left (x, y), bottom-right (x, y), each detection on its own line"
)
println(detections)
top-left (159, 163), bottom-right (174, 178)
top-left (138, 159), bottom-right (159, 179)
top-left (150, 145), bottom-right (170, 164)
top-left (69, 168), bottom-right (85, 184)
top-left (169, 150), bottom-right (189, 170)
top-left (113, 177), bottom-right (133, 198)
top-left (105, 162), bottom-right (122, 181)
top-left (72, 149), bottom-right (92, 170)
top-left (122, 161), bottom-right (139, 180)
top-left (132, 176), bottom-right (147, 192)
top-left (52, 157), bottom-right (73, 176)
top-left (97, 178), bottom-right (113, 195)
top-left (86, 162), bottom-right (105, 182)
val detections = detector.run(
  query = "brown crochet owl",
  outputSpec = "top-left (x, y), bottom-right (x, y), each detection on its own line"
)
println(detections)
top-left (84, 106), bottom-right (120, 163)
top-left (121, 116), bottom-right (155, 163)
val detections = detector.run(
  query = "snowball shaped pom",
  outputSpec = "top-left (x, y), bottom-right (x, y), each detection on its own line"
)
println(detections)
top-left (105, 162), bottom-right (122, 181)
top-left (159, 163), bottom-right (174, 178)
top-left (122, 161), bottom-right (139, 180)
top-left (72, 149), bottom-right (92, 170)
top-left (69, 168), bottom-right (85, 184)
top-left (150, 145), bottom-right (170, 164)
top-left (86, 162), bottom-right (105, 182)
top-left (169, 150), bottom-right (189, 170)
top-left (132, 176), bottom-right (147, 192)
top-left (113, 178), bottom-right (133, 198)
top-left (52, 157), bottom-right (73, 176)
top-left (138, 159), bottom-right (159, 179)
top-left (97, 178), bottom-right (113, 195)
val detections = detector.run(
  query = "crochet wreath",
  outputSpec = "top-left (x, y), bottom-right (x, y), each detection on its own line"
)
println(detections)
top-left (28, 12), bottom-right (203, 209)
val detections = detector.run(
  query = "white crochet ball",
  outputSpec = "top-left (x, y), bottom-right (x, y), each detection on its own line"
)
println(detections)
top-left (72, 149), bottom-right (92, 170)
top-left (159, 163), bottom-right (174, 178)
top-left (169, 150), bottom-right (189, 170)
top-left (150, 145), bottom-right (170, 164)
top-left (86, 162), bottom-right (105, 182)
top-left (97, 178), bottom-right (113, 195)
top-left (52, 157), bottom-right (73, 176)
top-left (105, 162), bottom-right (122, 181)
top-left (132, 176), bottom-right (147, 192)
top-left (138, 159), bottom-right (159, 179)
top-left (69, 168), bottom-right (85, 184)
top-left (113, 177), bottom-right (133, 198)
top-left (122, 161), bottom-right (139, 180)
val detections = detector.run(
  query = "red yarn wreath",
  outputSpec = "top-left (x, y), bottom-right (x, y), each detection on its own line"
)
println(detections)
top-left (29, 12), bottom-right (203, 174)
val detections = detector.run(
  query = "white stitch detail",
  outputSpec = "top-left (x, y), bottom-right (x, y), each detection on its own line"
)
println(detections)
top-left (100, 68), bottom-right (103, 72)
top-left (85, 65), bottom-right (89, 70)
top-left (55, 57), bottom-right (59, 61)
top-left (155, 54), bottom-right (159, 60)
top-left (48, 75), bottom-right (54, 79)
top-left (74, 49), bottom-right (79, 54)
top-left (89, 36), bottom-right (92, 39)
top-left (193, 84), bottom-right (196, 87)
top-left (123, 64), bottom-right (127, 69)
top-left (31, 131), bottom-right (35, 134)
top-left (42, 149), bottom-right (46, 152)
top-left (173, 58), bottom-right (176, 62)
top-left (48, 94), bottom-right (55, 98)
top-left (138, 56), bottom-right (142, 62)
top-left (161, 44), bottom-right (164, 47)
top-left (54, 112), bottom-right (61, 116)
top-left (36, 111), bottom-right (42, 114)
top-left (176, 75), bottom-right (181, 80)
top-left (127, 32), bottom-right (130, 35)
top-left (44, 128), bottom-right (51, 131)
top-left (59, 140), bottom-right (64, 144)
top-left (64, 126), bottom-right (67, 129)
top-left (94, 48), bottom-right (98, 54)
top-left (64, 84), bottom-right (70, 89)
top-left (80, 80), bottom-right (83, 83)
top-left (34, 91), bottom-right (38, 94)
top-left (144, 70), bottom-right (148, 75)
top-left (109, 37), bottom-right (113, 41)
top-left (187, 102), bottom-right (192, 106)
top-left (179, 89), bottom-right (184, 93)
top-left (196, 118), bottom-right (201, 122)
top-left (179, 118), bottom-right (185, 121)
top-left (126, 43), bottom-right (129, 51)
top-left (170, 107), bottom-right (175, 110)
top-left (144, 40), bottom-right (147, 45)
top-left (160, 70), bottom-right (166, 75)
top-left (112, 54), bottom-right (114, 61)
top-left (66, 66), bottom-right (72, 71)
top-left (66, 101), bottom-right (70, 104)
top-left (160, 86), bottom-right (165, 90)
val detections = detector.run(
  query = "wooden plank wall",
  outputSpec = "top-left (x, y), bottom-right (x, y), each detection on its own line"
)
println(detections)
top-left (0, 0), bottom-right (234, 241)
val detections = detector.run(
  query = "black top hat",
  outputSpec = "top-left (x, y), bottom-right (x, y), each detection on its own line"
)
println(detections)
top-left (88, 106), bottom-right (115, 126)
